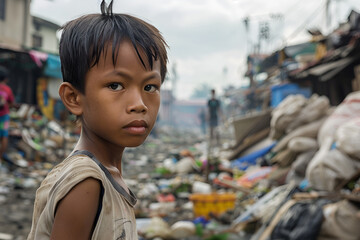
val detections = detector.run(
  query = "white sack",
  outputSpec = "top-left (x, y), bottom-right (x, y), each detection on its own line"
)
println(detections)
top-left (292, 149), bottom-right (317, 176)
top-left (286, 94), bottom-right (329, 132)
top-left (144, 217), bottom-right (172, 239)
top-left (306, 137), bottom-right (360, 191)
top-left (317, 200), bottom-right (360, 240)
top-left (286, 149), bottom-right (317, 184)
top-left (270, 95), bottom-right (307, 138)
top-left (335, 117), bottom-right (360, 160)
top-left (318, 91), bottom-right (360, 146)
top-left (192, 181), bottom-right (212, 194)
top-left (175, 157), bottom-right (194, 174)
top-left (273, 117), bottom-right (326, 153)
top-left (287, 137), bottom-right (318, 152)
top-left (171, 221), bottom-right (196, 239)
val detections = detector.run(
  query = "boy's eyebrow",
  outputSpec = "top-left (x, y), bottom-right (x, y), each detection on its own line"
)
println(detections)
top-left (106, 70), bottom-right (161, 81)
top-left (106, 70), bottom-right (131, 79)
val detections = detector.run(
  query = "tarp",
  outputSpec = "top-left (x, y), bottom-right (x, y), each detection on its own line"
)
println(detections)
top-left (44, 54), bottom-right (62, 79)
top-left (28, 50), bottom-right (62, 79)
top-left (231, 142), bottom-right (276, 170)
top-left (29, 50), bottom-right (48, 67)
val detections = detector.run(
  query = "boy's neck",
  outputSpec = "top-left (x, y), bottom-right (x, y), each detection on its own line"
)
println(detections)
top-left (74, 130), bottom-right (125, 171)
top-left (72, 138), bottom-right (128, 193)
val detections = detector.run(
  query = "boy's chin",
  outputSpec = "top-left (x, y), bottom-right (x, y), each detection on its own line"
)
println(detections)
top-left (124, 138), bottom-right (148, 148)
top-left (126, 142), bottom-right (144, 148)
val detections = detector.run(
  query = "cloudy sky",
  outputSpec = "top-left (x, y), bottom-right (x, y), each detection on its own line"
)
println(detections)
top-left (31, 0), bottom-right (360, 100)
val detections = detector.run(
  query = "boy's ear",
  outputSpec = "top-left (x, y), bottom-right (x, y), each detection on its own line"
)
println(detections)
top-left (58, 82), bottom-right (83, 116)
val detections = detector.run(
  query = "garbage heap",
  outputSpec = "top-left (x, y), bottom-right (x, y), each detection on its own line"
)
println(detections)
top-left (4, 104), bottom-right (78, 167)
top-left (224, 91), bottom-right (360, 240)
top-left (1, 91), bottom-right (360, 240)
top-left (0, 104), bottom-right (80, 239)
top-left (125, 92), bottom-right (360, 240)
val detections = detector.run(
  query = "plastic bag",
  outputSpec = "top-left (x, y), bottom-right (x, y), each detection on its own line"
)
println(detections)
top-left (270, 200), bottom-right (327, 240)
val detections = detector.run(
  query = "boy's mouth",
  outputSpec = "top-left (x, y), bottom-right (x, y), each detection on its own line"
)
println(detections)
top-left (123, 120), bottom-right (148, 134)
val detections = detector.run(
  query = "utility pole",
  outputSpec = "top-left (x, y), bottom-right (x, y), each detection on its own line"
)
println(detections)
top-left (258, 21), bottom-right (270, 54)
top-left (325, 0), bottom-right (331, 34)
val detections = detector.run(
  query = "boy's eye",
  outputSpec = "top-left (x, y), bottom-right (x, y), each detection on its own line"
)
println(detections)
top-left (144, 84), bottom-right (158, 93)
top-left (108, 83), bottom-right (123, 91)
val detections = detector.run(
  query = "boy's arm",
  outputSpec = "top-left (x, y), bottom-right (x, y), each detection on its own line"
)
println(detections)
top-left (51, 177), bottom-right (101, 240)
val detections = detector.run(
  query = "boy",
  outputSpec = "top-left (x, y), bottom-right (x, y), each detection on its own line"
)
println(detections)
top-left (28, 1), bottom-right (168, 239)
top-left (0, 66), bottom-right (15, 163)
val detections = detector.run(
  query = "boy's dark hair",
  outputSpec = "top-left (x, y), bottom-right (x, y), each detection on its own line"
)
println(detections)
top-left (59, 0), bottom-right (168, 93)
top-left (0, 66), bottom-right (8, 82)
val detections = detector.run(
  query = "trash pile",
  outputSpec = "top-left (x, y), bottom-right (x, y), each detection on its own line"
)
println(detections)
top-left (1, 92), bottom-right (360, 240)
top-left (6, 104), bottom-right (78, 166)
top-left (122, 133), bottom-right (249, 240)
top-left (126, 92), bottom-right (360, 240)
top-left (0, 104), bottom-right (79, 239)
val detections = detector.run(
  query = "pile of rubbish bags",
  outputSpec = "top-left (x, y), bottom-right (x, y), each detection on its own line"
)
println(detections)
top-left (1, 92), bottom-right (360, 240)
top-left (227, 92), bottom-right (360, 240)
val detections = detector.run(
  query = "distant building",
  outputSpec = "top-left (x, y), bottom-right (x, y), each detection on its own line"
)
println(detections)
top-left (32, 16), bottom-right (60, 54)
top-left (0, 0), bottom-right (60, 53)
top-left (0, 0), bottom-right (32, 50)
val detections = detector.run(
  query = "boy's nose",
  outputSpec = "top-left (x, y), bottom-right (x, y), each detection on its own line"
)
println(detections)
top-left (126, 91), bottom-right (148, 113)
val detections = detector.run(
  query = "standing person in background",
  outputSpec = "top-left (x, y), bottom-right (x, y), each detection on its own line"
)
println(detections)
top-left (198, 108), bottom-right (206, 135)
top-left (207, 89), bottom-right (221, 144)
top-left (0, 66), bottom-right (14, 163)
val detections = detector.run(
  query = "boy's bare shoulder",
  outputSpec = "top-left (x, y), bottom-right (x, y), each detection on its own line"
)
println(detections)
top-left (51, 177), bottom-right (101, 239)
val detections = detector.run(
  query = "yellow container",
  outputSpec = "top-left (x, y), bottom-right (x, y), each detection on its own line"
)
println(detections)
top-left (189, 193), bottom-right (236, 219)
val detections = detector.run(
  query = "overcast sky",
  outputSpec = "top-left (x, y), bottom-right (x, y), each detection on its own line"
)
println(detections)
top-left (31, 0), bottom-right (360, 100)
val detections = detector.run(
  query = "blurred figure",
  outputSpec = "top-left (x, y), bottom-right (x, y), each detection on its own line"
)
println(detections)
top-left (0, 66), bottom-right (14, 163)
top-left (207, 89), bottom-right (221, 144)
top-left (198, 108), bottom-right (206, 135)
top-left (246, 87), bottom-right (256, 112)
top-left (150, 115), bottom-right (160, 139)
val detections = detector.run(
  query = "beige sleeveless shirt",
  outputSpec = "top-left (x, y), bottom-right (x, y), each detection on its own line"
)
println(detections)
top-left (27, 151), bottom-right (138, 240)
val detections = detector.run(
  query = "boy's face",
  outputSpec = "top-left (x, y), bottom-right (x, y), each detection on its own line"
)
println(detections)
top-left (80, 40), bottom-right (161, 148)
